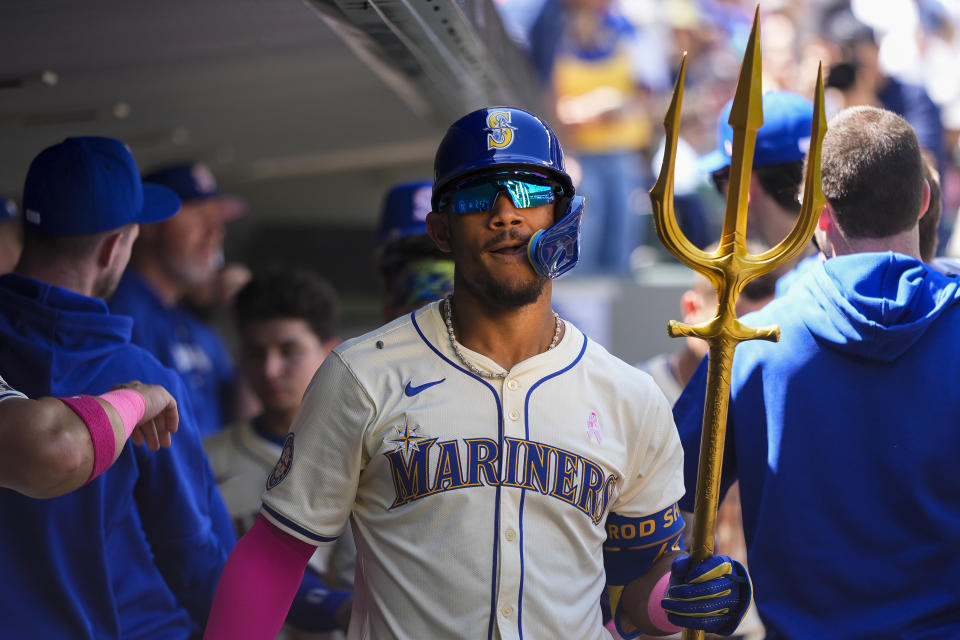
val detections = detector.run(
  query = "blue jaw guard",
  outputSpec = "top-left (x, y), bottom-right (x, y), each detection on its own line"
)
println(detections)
top-left (527, 196), bottom-right (584, 279)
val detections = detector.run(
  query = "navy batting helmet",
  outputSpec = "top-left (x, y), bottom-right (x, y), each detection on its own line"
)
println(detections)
top-left (431, 106), bottom-right (583, 279)
top-left (432, 106), bottom-right (574, 211)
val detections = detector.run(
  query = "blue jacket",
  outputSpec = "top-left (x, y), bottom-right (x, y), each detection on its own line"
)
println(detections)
top-left (675, 253), bottom-right (960, 639)
top-left (110, 271), bottom-right (234, 438)
top-left (0, 273), bottom-right (236, 639)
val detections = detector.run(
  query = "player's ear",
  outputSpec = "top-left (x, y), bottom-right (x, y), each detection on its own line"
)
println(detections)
top-left (818, 204), bottom-right (834, 232)
top-left (426, 211), bottom-right (452, 253)
top-left (917, 178), bottom-right (931, 221)
top-left (680, 290), bottom-right (699, 321)
top-left (96, 229), bottom-right (125, 269)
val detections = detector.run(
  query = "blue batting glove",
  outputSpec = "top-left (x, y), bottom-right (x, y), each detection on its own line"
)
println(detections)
top-left (660, 554), bottom-right (753, 636)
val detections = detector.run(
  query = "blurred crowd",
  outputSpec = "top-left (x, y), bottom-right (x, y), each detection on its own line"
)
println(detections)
top-left (495, 0), bottom-right (960, 272)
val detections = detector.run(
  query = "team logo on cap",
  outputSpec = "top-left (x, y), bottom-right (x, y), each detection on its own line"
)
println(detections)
top-left (191, 163), bottom-right (218, 196)
top-left (486, 111), bottom-right (516, 150)
top-left (413, 185), bottom-right (432, 222)
top-left (266, 432), bottom-right (295, 490)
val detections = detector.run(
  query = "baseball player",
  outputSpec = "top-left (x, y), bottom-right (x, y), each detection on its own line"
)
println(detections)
top-left (374, 179), bottom-right (454, 322)
top-left (700, 90), bottom-right (817, 296)
top-left (110, 162), bottom-right (242, 437)
top-left (0, 374), bottom-right (178, 498)
top-left (204, 107), bottom-right (751, 640)
top-left (0, 137), bottom-right (235, 638)
top-left (204, 266), bottom-right (352, 637)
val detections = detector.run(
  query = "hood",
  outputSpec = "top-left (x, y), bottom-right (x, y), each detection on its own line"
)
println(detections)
top-left (792, 252), bottom-right (960, 362)
top-left (0, 274), bottom-right (133, 395)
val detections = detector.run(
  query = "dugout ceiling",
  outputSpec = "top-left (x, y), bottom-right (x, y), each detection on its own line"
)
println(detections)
top-left (0, 0), bottom-right (542, 228)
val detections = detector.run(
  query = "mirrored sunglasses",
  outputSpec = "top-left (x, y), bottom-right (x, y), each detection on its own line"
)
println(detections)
top-left (438, 172), bottom-right (559, 214)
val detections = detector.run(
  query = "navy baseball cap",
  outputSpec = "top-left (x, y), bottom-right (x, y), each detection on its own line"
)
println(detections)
top-left (143, 162), bottom-right (246, 220)
top-left (22, 137), bottom-right (181, 236)
top-left (699, 91), bottom-right (814, 175)
top-left (377, 180), bottom-right (434, 247)
top-left (1, 195), bottom-right (17, 222)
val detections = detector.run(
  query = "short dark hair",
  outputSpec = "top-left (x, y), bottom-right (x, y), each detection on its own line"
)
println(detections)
top-left (711, 161), bottom-right (804, 215)
top-left (820, 106), bottom-right (924, 238)
top-left (234, 266), bottom-right (338, 342)
top-left (754, 161), bottom-right (804, 214)
top-left (21, 224), bottom-right (134, 263)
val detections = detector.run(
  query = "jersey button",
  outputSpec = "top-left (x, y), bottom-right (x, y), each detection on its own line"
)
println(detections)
top-left (504, 528), bottom-right (516, 541)
top-left (506, 379), bottom-right (519, 390)
top-left (501, 605), bottom-right (514, 618)
top-left (508, 409), bottom-right (520, 421)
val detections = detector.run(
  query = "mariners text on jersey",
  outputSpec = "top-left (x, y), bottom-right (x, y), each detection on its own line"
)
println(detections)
top-left (386, 432), bottom-right (617, 522)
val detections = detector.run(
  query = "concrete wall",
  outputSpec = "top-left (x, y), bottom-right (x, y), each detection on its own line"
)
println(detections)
top-left (554, 265), bottom-right (695, 366)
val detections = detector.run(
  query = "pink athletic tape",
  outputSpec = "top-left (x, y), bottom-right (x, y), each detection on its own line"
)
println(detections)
top-left (99, 389), bottom-right (146, 440)
top-left (59, 395), bottom-right (114, 482)
top-left (204, 515), bottom-right (316, 640)
top-left (649, 572), bottom-right (682, 634)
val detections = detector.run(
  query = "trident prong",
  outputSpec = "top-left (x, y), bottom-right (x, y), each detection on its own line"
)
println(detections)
top-left (649, 7), bottom-right (825, 640)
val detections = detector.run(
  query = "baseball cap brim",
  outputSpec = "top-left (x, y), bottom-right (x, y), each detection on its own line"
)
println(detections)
top-left (140, 183), bottom-right (182, 225)
top-left (697, 149), bottom-right (730, 175)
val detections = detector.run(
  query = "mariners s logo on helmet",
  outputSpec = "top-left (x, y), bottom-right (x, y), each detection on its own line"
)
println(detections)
top-left (486, 110), bottom-right (516, 150)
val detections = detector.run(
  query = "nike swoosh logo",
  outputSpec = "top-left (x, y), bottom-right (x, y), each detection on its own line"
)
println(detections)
top-left (404, 378), bottom-right (446, 397)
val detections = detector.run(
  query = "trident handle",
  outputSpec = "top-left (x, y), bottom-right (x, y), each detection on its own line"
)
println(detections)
top-left (649, 6), bottom-right (826, 640)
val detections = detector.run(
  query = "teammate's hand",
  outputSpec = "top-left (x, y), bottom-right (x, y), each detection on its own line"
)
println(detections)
top-left (112, 381), bottom-right (179, 450)
top-left (660, 554), bottom-right (752, 636)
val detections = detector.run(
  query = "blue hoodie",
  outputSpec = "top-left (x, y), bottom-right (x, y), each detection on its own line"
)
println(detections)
top-left (0, 274), bottom-right (236, 639)
top-left (110, 270), bottom-right (235, 438)
top-left (674, 252), bottom-right (960, 639)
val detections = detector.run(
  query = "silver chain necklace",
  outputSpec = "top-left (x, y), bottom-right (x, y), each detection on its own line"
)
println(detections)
top-left (442, 294), bottom-right (562, 380)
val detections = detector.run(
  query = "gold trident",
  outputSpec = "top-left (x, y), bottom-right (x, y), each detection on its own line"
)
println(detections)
top-left (649, 8), bottom-right (826, 639)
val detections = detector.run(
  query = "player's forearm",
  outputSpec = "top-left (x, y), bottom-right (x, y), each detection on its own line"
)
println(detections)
top-left (0, 397), bottom-right (94, 498)
top-left (619, 550), bottom-right (684, 636)
top-left (204, 515), bottom-right (315, 639)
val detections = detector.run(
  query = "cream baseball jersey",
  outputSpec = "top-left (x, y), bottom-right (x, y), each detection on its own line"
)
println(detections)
top-left (0, 373), bottom-right (26, 403)
top-left (261, 301), bottom-right (684, 640)
top-left (204, 422), bottom-right (355, 585)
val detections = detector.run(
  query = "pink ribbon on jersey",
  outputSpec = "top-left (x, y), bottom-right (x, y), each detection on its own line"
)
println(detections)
top-left (587, 411), bottom-right (602, 444)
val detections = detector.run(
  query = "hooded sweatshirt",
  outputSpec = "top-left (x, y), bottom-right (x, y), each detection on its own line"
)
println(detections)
top-left (0, 273), bottom-right (235, 639)
top-left (110, 270), bottom-right (235, 438)
top-left (674, 252), bottom-right (960, 639)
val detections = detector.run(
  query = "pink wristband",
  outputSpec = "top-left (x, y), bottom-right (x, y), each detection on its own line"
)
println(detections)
top-left (649, 572), bottom-right (682, 633)
top-left (59, 395), bottom-right (114, 482)
top-left (98, 389), bottom-right (146, 440)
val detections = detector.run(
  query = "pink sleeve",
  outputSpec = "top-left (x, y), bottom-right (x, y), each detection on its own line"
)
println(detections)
top-left (203, 514), bottom-right (317, 639)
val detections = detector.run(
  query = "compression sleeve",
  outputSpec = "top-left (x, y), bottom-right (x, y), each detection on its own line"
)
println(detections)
top-left (204, 515), bottom-right (316, 640)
